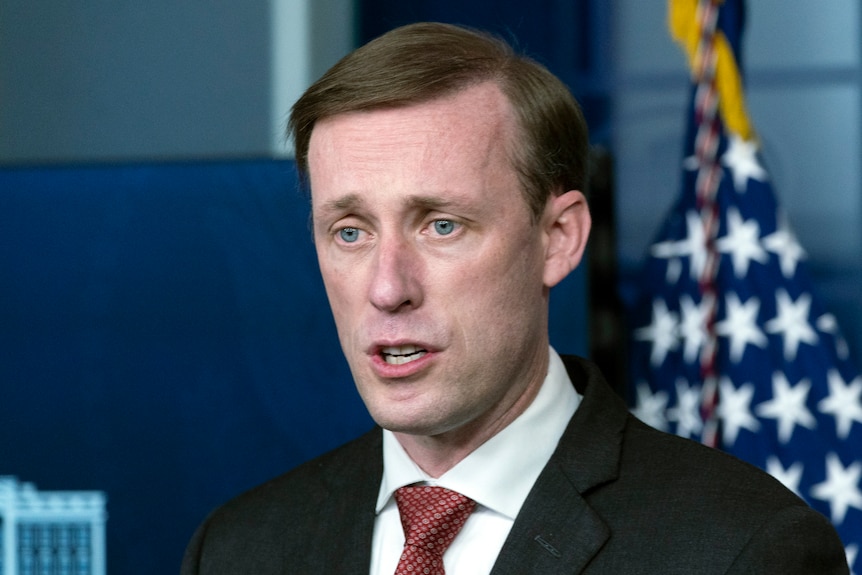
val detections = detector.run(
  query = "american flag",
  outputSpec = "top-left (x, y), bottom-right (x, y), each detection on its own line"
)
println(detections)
top-left (628, 1), bottom-right (861, 569)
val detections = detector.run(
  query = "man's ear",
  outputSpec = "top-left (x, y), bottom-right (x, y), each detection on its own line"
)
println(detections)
top-left (542, 190), bottom-right (591, 288)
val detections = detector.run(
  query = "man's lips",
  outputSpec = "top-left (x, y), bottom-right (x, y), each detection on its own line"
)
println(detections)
top-left (378, 344), bottom-right (428, 366)
top-left (365, 342), bottom-right (439, 377)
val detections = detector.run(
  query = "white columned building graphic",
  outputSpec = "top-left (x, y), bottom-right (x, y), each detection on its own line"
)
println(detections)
top-left (0, 477), bottom-right (106, 575)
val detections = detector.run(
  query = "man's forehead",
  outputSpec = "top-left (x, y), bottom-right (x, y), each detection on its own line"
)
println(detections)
top-left (305, 82), bottom-right (526, 220)
top-left (308, 82), bottom-right (515, 149)
top-left (308, 88), bottom-right (517, 186)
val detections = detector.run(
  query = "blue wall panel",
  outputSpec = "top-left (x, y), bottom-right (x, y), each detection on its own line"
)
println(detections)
top-left (0, 159), bottom-right (586, 573)
top-left (0, 160), bottom-right (366, 572)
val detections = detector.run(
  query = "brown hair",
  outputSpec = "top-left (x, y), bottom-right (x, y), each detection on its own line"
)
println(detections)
top-left (288, 22), bottom-right (589, 219)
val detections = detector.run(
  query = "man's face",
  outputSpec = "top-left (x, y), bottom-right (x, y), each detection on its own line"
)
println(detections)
top-left (308, 82), bottom-right (559, 440)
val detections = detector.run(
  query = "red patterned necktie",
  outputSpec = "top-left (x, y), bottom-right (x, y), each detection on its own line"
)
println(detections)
top-left (393, 485), bottom-right (476, 575)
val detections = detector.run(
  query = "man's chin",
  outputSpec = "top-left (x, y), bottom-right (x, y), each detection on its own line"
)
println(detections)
top-left (371, 410), bottom-right (453, 437)
top-left (375, 409), bottom-right (475, 440)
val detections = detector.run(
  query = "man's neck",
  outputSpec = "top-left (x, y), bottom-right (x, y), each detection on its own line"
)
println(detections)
top-left (392, 364), bottom-right (547, 478)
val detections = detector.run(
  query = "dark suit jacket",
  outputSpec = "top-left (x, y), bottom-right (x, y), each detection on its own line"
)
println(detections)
top-left (181, 356), bottom-right (849, 574)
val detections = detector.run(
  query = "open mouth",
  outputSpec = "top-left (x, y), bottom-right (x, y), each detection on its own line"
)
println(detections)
top-left (380, 344), bottom-right (428, 365)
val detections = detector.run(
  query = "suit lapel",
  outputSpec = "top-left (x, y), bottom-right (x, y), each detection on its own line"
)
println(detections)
top-left (490, 356), bottom-right (628, 575)
top-left (489, 464), bottom-right (609, 575)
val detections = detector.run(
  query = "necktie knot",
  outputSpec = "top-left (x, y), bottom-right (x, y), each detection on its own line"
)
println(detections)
top-left (394, 485), bottom-right (475, 575)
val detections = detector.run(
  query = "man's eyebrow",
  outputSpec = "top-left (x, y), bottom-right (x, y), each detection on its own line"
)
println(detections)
top-left (319, 193), bottom-right (460, 212)
top-left (316, 193), bottom-right (364, 215)
top-left (403, 194), bottom-right (461, 211)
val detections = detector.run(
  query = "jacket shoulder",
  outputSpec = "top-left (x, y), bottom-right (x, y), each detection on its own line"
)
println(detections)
top-left (181, 428), bottom-right (382, 574)
top-left (220, 426), bottom-right (381, 517)
top-left (557, 355), bottom-right (847, 573)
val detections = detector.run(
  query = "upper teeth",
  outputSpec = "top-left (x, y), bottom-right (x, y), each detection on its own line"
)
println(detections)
top-left (382, 345), bottom-right (427, 365)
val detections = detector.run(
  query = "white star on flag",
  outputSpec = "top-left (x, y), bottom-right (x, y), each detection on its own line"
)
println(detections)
top-left (679, 294), bottom-right (711, 363)
top-left (650, 211), bottom-right (710, 283)
top-left (818, 370), bottom-right (862, 440)
top-left (716, 206), bottom-right (768, 277)
top-left (635, 299), bottom-right (679, 367)
top-left (818, 313), bottom-right (852, 361)
top-left (632, 382), bottom-right (670, 432)
top-left (764, 289), bottom-right (818, 361)
top-left (810, 453), bottom-right (862, 525)
top-left (766, 456), bottom-right (804, 498)
top-left (717, 377), bottom-right (760, 446)
top-left (666, 379), bottom-right (703, 439)
top-left (721, 134), bottom-right (768, 192)
top-left (714, 292), bottom-right (767, 363)
top-left (651, 237), bottom-right (685, 284)
top-left (762, 213), bottom-right (806, 278)
top-left (679, 211), bottom-right (709, 281)
top-left (755, 372), bottom-right (816, 443)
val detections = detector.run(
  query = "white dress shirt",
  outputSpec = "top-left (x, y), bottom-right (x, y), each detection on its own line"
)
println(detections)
top-left (369, 347), bottom-right (581, 575)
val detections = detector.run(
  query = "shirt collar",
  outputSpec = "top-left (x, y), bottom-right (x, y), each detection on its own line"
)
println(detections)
top-left (376, 347), bottom-right (580, 519)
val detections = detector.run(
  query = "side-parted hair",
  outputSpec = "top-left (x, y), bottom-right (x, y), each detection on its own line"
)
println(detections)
top-left (288, 22), bottom-right (589, 220)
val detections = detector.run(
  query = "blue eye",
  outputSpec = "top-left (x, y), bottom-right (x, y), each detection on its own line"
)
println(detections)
top-left (338, 227), bottom-right (360, 243)
top-left (433, 220), bottom-right (457, 236)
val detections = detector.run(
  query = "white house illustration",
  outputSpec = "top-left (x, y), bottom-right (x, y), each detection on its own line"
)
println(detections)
top-left (0, 477), bottom-right (106, 575)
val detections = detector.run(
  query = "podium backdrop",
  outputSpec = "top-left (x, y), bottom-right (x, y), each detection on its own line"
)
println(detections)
top-left (0, 159), bottom-right (587, 574)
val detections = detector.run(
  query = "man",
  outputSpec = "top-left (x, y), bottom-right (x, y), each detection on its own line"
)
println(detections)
top-left (182, 22), bottom-right (848, 574)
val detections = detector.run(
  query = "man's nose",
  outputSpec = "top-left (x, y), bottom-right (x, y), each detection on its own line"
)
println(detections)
top-left (368, 235), bottom-right (423, 312)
